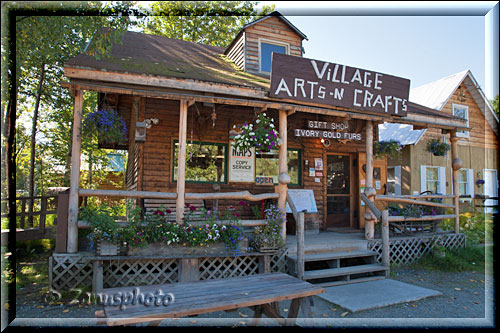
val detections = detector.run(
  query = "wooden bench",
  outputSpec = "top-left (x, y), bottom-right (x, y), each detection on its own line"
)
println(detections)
top-left (143, 198), bottom-right (206, 222)
top-left (95, 272), bottom-right (324, 326)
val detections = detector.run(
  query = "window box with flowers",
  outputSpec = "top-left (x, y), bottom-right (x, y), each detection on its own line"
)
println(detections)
top-left (79, 205), bottom-right (127, 256)
top-left (232, 113), bottom-right (280, 154)
top-left (250, 204), bottom-right (286, 253)
top-left (126, 204), bottom-right (248, 256)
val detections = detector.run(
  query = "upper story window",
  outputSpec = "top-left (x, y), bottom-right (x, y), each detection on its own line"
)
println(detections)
top-left (259, 39), bottom-right (289, 73)
top-left (452, 103), bottom-right (469, 137)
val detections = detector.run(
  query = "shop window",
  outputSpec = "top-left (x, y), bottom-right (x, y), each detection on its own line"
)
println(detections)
top-left (420, 166), bottom-right (446, 194)
top-left (259, 39), bottom-right (289, 73)
top-left (255, 149), bottom-right (301, 185)
top-left (387, 166), bottom-right (401, 195)
top-left (173, 141), bottom-right (227, 183)
top-left (452, 104), bottom-right (469, 137)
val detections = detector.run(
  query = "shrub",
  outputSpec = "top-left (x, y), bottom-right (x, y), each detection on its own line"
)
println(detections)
top-left (439, 212), bottom-right (493, 244)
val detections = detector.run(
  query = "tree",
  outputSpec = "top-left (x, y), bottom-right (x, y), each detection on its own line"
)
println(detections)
top-left (1, 2), bottom-right (141, 230)
top-left (491, 95), bottom-right (499, 118)
top-left (140, 1), bottom-right (274, 47)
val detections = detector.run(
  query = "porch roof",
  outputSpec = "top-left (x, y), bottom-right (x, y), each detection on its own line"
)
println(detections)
top-left (64, 30), bottom-right (468, 131)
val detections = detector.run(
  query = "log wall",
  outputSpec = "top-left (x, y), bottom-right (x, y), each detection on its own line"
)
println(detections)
top-left (117, 96), bottom-right (372, 230)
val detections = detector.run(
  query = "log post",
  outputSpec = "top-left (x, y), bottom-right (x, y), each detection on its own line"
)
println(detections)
top-left (278, 109), bottom-right (288, 240)
top-left (176, 99), bottom-right (189, 224)
top-left (67, 89), bottom-right (83, 253)
top-left (364, 120), bottom-right (376, 240)
top-left (450, 132), bottom-right (462, 234)
top-left (381, 209), bottom-right (390, 276)
top-left (296, 211), bottom-right (305, 280)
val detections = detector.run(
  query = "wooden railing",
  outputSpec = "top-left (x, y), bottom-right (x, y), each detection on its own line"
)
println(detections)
top-left (56, 188), bottom-right (279, 252)
top-left (1, 195), bottom-right (59, 242)
top-left (361, 193), bottom-right (459, 269)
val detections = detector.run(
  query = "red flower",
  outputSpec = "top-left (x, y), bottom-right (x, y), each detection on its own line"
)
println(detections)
top-left (185, 203), bottom-right (191, 207)
top-left (153, 210), bottom-right (165, 216)
top-left (189, 206), bottom-right (196, 211)
top-left (166, 209), bottom-right (172, 214)
top-left (239, 201), bottom-right (246, 206)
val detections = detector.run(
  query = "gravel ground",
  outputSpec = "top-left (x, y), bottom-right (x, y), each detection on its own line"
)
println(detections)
top-left (8, 254), bottom-right (495, 329)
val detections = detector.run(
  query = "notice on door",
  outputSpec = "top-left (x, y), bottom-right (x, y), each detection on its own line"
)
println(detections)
top-left (229, 141), bottom-right (255, 182)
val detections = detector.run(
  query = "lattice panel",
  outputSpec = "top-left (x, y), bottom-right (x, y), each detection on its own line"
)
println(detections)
top-left (270, 247), bottom-right (288, 273)
top-left (199, 256), bottom-right (259, 280)
top-left (103, 259), bottom-right (179, 288)
top-left (368, 233), bottom-right (467, 266)
top-left (50, 254), bottom-right (93, 291)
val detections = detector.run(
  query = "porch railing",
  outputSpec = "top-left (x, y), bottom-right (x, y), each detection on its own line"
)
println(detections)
top-left (1, 195), bottom-right (58, 243)
top-left (56, 188), bottom-right (280, 252)
top-left (361, 192), bottom-right (459, 269)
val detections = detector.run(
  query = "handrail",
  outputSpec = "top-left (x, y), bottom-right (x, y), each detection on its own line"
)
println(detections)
top-left (375, 195), bottom-right (454, 209)
top-left (360, 193), bottom-right (382, 220)
top-left (78, 189), bottom-right (279, 202)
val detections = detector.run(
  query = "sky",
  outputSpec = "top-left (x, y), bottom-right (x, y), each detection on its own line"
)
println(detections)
top-left (256, 1), bottom-right (498, 99)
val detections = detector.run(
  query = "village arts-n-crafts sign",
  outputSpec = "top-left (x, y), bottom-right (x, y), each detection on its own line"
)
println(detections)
top-left (270, 53), bottom-right (410, 117)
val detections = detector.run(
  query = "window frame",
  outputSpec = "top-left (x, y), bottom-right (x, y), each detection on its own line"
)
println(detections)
top-left (258, 38), bottom-right (290, 74)
top-left (452, 103), bottom-right (469, 138)
top-left (387, 166), bottom-right (401, 195)
top-left (255, 148), bottom-right (302, 186)
top-left (172, 140), bottom-right (228, 184)
top-left (420, 165), bottom-right (446, 194)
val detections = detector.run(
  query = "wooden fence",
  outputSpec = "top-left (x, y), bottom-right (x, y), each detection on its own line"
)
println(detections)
top-left (1, 194), bottom-right (60, 243)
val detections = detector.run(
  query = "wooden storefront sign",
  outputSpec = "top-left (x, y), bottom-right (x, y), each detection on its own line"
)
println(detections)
top-left (295, 120), bottom-right (362, 141)
top-left (229, 141), bottom-right (255, 182)
top-left (270, 53), bottom-right (410, 116)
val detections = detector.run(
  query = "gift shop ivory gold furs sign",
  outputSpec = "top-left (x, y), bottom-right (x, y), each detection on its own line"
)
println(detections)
top-left (270, 53), bottom-right (410, 117)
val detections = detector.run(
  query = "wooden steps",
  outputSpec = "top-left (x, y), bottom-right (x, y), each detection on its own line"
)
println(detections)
top-left (287, 244), bottom-right (389, 287)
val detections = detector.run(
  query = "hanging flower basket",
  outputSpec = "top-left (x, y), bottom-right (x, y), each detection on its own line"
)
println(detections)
top-left (232, 113), bottom-right (280, 153)
top-left (426, 139), bottom-right (450, 156)
top-left (373, 140), bottom-right (403, 160)
top-left (82, 108), bottom-right (127, 145)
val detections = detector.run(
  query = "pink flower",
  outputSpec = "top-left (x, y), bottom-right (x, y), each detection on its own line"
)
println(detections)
top-left (189, 206), bottom-right (196, 211)
top-left (239, 201), bottom-right (246, 206)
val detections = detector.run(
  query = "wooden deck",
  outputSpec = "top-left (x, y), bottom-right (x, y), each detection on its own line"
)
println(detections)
top-left (286, 230), bottom-right (367, 256)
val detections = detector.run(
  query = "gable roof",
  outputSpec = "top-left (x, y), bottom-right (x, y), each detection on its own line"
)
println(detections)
top-left (65, 30), bottom-right (270, 90)
top-left (242, 11), bottom-right (308, 40)
top-left (410, 69), bottom-right (498, 134)
top-left (378, 122), bottom-right (426, 146)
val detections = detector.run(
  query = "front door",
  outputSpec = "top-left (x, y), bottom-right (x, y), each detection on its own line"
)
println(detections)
top-left (326, 154), bottom-right (352, 228)
top-left (483, 169), bottom-right (498, 214)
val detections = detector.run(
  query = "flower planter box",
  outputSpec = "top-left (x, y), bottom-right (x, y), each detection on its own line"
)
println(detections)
top-left (128, 238), bottom-right (249, 257)
top-left (97, 240), bottom-right (120, 256)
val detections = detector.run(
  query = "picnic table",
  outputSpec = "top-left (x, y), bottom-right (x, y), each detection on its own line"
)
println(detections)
top-left (95, 272), bottom-right (325, 326)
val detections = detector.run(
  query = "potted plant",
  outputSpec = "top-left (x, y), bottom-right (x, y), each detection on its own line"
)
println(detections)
top-left (79, 205), bottom-right (125, 256)
top-left (251, 204), bottom-right (285, 252)
top-left (82, 108), bottom-right (127, 145)
top-left (232, 113), bottom-right (280, 154)
top-left (373, 140), bottom-right (402, 160)
top-left (426, 139), bottom-right (450, 157)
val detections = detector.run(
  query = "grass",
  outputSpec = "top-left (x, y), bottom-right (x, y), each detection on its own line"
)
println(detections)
top-left (408, 245), bottom-right (489, 273)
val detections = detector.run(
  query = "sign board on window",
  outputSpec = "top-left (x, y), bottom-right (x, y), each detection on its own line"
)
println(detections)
top-left (270, 53), bottom-right (410, 116)
top-left (229, 141), bottom-right (255, 182)
top-left (255, 176), bottom-right (274, 186)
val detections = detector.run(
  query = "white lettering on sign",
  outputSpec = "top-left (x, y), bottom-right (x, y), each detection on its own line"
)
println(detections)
top-left (295, 129), bottom-right (361, 141)
top-left (270, 54), bottom-right (410, 116)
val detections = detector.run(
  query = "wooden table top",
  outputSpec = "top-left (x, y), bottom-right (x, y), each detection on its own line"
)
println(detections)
top-left (98, 272), bottom-right (324, 325)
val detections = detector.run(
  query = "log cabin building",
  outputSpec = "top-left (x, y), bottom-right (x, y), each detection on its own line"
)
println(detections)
top-left (380, 70), bottom-right (499, 213)
top-left (53, 12), bottom-right (475, 291)
top-left (62, 11), bottom-right (470, 243)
